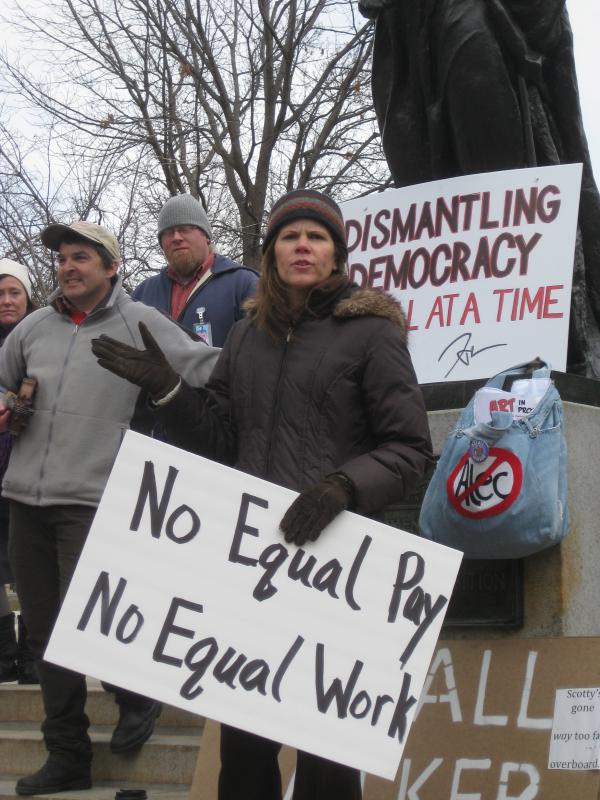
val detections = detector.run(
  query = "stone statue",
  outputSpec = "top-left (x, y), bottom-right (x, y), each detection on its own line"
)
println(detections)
top-left (359, 0), bottom-right (600, 377)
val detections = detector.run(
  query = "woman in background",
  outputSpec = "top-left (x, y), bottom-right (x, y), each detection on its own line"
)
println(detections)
top-left (0, 258), bottom-right (38, 683)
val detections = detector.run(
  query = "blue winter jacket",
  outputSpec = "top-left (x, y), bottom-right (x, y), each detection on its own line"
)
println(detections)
top-left (132, 255), bottom-right (259, 346)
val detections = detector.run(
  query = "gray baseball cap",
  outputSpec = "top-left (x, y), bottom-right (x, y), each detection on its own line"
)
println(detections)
top-left (157, 194), bottom-right (213, 243)
top-left (41, 220), bottom-right (120, 262)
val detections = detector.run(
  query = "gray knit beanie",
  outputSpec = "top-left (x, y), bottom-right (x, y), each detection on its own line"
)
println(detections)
top-left (157, 195), bottom-right (213, 243)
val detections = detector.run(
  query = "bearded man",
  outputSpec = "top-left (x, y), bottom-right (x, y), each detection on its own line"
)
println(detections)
top-left (133, 194), bottom-right (258, 346)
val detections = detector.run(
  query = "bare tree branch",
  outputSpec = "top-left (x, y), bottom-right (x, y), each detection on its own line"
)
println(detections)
top-left (0, 0), bottom-right (389, 283)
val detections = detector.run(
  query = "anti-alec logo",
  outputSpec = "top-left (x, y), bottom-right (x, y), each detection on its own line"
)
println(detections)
top-left (446, 447), bottom-right (523, 518)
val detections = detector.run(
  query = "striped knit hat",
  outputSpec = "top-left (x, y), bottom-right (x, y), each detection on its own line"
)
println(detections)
top-left (262, 189), bottom-right (347, 259)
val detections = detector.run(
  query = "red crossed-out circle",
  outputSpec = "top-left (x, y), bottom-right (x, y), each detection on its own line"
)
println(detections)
top-left (446, 446), bottom-right (523, 519)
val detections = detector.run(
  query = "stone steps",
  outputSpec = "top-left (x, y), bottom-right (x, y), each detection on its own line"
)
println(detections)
top-left (0, 674), bottom-right (204, 799)
top-left (1, 683), bottom-right (200, 728)
top-left (0, 778), bottom-right (189, 800)
top-left (0, 721), bottom-right (202, 782)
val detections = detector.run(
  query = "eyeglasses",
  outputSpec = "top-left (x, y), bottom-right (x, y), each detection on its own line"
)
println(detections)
top-left (162, 225), bottom-right (202, 240)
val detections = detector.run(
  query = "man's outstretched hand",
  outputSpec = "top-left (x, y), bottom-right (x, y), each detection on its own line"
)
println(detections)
top-left (91, 321), bottom-right (180, 400)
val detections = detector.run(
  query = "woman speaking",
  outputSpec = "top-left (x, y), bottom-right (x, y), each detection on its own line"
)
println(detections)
top-left (92, 189), bottom-right (433, 800)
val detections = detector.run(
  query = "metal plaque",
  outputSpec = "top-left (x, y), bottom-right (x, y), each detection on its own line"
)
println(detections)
top-left (380, 470), bottom-right (523, 629)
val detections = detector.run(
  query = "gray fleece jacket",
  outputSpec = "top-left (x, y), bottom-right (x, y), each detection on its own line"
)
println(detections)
top-left (0, 277), bottom-right (219, 507)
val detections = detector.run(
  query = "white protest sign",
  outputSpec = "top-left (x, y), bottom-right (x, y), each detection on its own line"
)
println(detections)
top-left (549, 688), bottom-right (600, 770)
top-left (45, 431), bottom-right (462, 780)
top-left (340, 164), bottom-right (582, 384)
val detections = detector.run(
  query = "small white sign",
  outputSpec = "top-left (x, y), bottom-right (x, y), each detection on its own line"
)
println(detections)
top-left (473, 383), bottom-right (549, 423)
top-left (45, 431), bottom-right (462, 780)
top-left (549, 688), bottom-right (600, 770)
top-left (340, 164), bottom-right (582, 384)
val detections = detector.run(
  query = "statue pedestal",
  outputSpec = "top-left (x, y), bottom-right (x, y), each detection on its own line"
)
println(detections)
top-left (421, 372), bottom-right (600, 639)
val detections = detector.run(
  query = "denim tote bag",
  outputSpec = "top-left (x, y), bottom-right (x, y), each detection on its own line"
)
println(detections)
top-left (418, 360), bottom-right (569, 559)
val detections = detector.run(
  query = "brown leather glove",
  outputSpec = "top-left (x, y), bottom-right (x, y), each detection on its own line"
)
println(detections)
top-left (91, 321), bottom-right (179, 400)
top-left (279, 474), bottom-right (355, 546)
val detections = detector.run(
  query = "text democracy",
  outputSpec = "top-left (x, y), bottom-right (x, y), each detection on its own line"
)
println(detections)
top-left (345, 184), bottom-right (561, 292)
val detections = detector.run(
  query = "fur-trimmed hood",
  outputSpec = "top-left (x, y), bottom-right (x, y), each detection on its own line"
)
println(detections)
top-left (333, 287), bottom-right (407, 338)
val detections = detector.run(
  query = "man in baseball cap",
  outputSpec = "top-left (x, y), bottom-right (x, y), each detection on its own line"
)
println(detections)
top-left (41, 220), bottom-right (121, 262)
top-left (132, 194), bottom-right (258, 346)
top-left (0, 219), bottom-right (219, 795)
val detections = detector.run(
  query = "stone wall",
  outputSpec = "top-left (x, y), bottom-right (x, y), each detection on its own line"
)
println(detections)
top-left (427, 398), bottom-right (600, 639)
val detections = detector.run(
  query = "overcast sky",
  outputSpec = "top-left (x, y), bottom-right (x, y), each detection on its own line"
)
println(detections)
top-left (568, 0), bottom-right (600, 182)
top-left (0, 1), bottom-right (598, 184)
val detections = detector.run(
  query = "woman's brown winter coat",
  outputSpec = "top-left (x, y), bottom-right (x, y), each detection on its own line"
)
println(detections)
top-left (156, 282), bottom-right (433, 514)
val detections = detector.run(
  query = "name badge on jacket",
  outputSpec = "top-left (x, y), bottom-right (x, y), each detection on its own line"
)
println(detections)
top-left (193, 307), bottom-right (213, 346)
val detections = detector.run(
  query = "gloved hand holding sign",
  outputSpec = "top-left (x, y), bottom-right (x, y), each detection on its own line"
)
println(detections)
top-left (280, 474), bottom-right (355, 546)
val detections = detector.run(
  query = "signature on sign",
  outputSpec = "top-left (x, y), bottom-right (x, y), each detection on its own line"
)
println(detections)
top-left (438, 333), bottom-right (507, 378)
